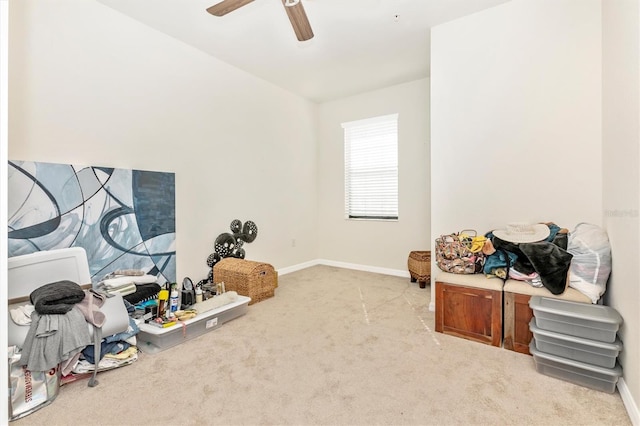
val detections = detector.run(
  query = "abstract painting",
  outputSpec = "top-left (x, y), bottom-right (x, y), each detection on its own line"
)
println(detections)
top-left (8, 161), bottom-right (176, 285)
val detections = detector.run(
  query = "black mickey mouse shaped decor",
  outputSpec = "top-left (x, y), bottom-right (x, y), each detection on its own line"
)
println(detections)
top-left (199, 219), bottom-right (259, 286)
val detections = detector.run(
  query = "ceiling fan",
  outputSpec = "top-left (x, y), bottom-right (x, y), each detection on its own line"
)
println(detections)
top-left (206, 0), bottom-right (314, 42)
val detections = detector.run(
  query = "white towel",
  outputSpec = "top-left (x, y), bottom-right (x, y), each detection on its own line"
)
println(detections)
top-left (132, 274), bottom-right (158, 285)
top-left (10, 304), bottom-right (36, 325)
top-left (192, 291), bottom-right (238, 314)
top-left (106, 283), bottom-right (137, 296)
top-left (101, 276), bottom-right (134, 289)
top-left (101, 274), bottom-right (157, 289)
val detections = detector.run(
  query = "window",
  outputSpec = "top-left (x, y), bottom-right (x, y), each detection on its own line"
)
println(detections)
top-left (343, 113), bottom-right (398, 220)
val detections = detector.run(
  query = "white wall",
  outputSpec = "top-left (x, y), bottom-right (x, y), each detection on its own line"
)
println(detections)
top-left (602, 0), bottom-right (640, 422)
top-left (8, 0), bottom-right (319, 281)
top-left (317, 79), bottom-right (430, 272)
top-left (432, 0), bottom-right (639, 419)
top-left (431, 0), bottom-right (602, 239)
top-left (431, 0), bottom-right (602, 300)
top-left (1, 0), bottom-right (9, 421)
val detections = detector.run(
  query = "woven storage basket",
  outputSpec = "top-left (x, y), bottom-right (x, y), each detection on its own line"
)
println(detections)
top-left (408, 250), bottom-right (431, 288)
top-left (213, 258), bottom-right (277, 305)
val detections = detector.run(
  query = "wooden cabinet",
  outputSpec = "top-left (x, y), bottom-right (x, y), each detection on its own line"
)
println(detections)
top-left (502, 279), bottom-right (592, 355)
top-left (503, 291), bottom-right (534, 354)
top-left (435, 279), bottom-right (502, 347)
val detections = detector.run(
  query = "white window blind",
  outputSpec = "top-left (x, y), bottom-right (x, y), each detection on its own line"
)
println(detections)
top-left (343, 113), bottom-right (398, 220)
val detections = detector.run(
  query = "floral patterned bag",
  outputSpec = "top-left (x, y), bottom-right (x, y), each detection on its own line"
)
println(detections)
top-left (435, 230), bottom-right (486, 274)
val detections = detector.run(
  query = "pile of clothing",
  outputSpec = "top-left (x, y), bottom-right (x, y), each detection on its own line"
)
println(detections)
top-left (10, 280), bottom-right (140, 381)
top-left (483, 222), bottom-right (612, 302)
top-left (484, 222), bottom-right (572, 295)
top-left (96, 270), bottom-right (159, 298)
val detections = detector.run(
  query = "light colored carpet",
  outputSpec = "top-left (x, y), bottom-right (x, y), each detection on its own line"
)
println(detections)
top-left (15, 266), bottom-right (630, 425)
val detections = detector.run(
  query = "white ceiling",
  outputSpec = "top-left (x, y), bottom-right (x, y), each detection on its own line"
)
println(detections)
top-left (97, 0), bottom-right (510, 103)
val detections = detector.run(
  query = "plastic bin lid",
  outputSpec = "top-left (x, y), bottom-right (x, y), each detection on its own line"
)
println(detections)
top-left (529, 319), bottom-right (623, 351)
top-left (530, 340), bottom-right (623, 376)
top-left (529, 296), bottom-right (623, 325)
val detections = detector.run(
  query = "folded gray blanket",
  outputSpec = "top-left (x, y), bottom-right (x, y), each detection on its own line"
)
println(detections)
top-left (30, 280), bottom-right (86, 314)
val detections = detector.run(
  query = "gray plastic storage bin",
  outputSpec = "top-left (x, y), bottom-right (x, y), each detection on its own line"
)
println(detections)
top-left (529, 296), bottom-right (622, 343)
top-left (530, 340), bottom-right (622, 393)
top-left (529, 319), bottom-right (622, 368)
top-left (137, 296), bottom-right (250, 354)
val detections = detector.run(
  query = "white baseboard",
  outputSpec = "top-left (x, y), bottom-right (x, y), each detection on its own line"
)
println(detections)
top-left (618, 377), bottom-right (640, 426)
top-left (276, 260), bottom-right (320, 276)
top-left (316, 259), bottom-right (410, 278)
top-left (276, 259), bottom-right (410, 279)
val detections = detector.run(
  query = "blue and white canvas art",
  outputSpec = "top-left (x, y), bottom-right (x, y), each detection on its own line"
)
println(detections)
top-left (8, 161), bottom-right (176, 285)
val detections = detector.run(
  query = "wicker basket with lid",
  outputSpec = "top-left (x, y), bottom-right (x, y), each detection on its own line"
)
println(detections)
top-left (213, 258), bottom-right (277, 305)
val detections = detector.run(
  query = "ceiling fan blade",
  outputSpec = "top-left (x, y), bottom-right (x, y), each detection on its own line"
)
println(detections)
top-left (282, 0), bottom-right (314, 41)
top-left (206, 0), bottom-right (255, 17)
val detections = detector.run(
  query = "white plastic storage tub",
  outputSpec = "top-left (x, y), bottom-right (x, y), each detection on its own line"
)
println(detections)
top-left (530, 340), bottom-right (622, 393)
top-left (137, 295), bottom-right (250, 354)
top-left (529, 296), bottom-right (622, 343)
top-left (529, 319), bottom-right (622, 368)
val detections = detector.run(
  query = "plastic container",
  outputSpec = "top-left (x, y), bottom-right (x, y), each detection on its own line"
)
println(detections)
top-left (530, 340), bottom-right (622, 393)
top-left (529, 319), bottom-right (622, 368)
top-left (170, 286), bottom-right (179, 312)
top-left (137, 295), bottom-right (250, 354)
top-left (529, 296), bottom-right (622, 343)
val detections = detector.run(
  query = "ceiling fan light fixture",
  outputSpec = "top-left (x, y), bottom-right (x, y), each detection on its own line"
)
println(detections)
top-left (284, 0), bottom-right (300, 7)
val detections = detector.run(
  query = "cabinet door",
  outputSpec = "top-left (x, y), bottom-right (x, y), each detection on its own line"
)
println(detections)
top-left (435, 282), bottom-right (502, 347)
